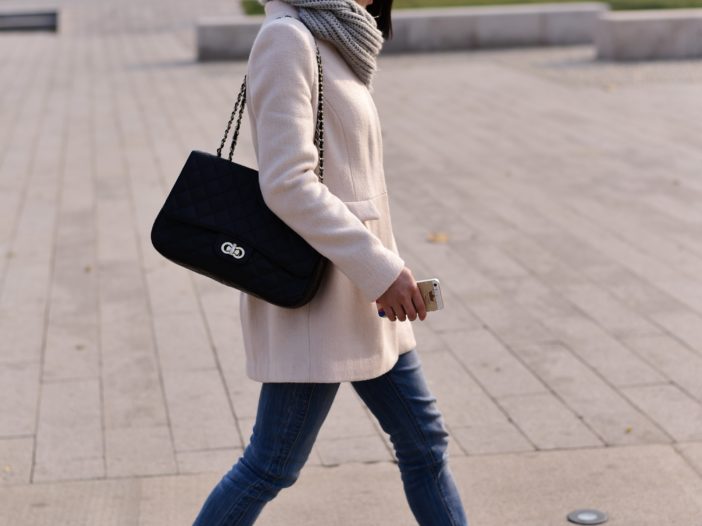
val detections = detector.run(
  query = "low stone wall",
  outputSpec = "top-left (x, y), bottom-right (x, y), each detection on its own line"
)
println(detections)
top-left (197, 2), bottom-right (609, 61)
top-left (383, 3), bottom-right (608, 53)
top-left (198, 17), bottom-right (260, 61)
top-left (595, 9), bottom-right (702, 61)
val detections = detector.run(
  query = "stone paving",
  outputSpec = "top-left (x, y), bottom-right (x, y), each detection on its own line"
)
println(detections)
top-left (2, 0), bottom-right (702, 523)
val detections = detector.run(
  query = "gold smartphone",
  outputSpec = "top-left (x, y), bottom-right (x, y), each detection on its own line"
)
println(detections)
top-left (417, 278), bottom-right (444, 312)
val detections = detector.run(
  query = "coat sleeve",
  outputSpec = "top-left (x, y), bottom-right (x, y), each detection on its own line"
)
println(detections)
top-left (246, 20), bottom-right (405, 303)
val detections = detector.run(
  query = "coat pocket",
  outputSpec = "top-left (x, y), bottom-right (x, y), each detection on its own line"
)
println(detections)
top-left (343, 195), bottom-right (382, 222)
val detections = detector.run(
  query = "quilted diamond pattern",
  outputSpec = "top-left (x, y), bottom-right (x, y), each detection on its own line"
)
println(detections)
top-left (151, 150), bottom-right (329, 308)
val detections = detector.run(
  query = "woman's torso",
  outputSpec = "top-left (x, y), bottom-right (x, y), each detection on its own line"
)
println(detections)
top-left (240, 0), bottom-right (416, 383)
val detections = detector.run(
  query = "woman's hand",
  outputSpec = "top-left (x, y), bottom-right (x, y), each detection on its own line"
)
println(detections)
top-left (375, 267), bottom-right (427, 322)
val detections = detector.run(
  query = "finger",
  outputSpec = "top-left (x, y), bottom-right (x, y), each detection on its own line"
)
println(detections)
top-left (396, 303), bottom-right (407, 322)
top-left (412, 287), bottom-right (427, 321)
top-left (376, 301), bottom-right (385, 317)
top-left (403, 295), bottom-right (418, 321)
top-left (387, 305), bottom-right (397, 322)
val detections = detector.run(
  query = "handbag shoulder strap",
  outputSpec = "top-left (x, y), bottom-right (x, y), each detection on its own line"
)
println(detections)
top-left (216, 14), bottom-right (325, 184)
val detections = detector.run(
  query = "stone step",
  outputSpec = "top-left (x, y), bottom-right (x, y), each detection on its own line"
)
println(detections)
top-left (197, 2), bottom-right (609, 61)
top-left (595, 8), bottom-right (702, 61)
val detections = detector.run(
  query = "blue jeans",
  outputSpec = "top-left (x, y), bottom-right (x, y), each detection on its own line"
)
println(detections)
top-left (192, 349), bottom-right (469, 525)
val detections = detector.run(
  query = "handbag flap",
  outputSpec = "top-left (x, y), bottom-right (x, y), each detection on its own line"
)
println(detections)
top-left (159, 150), bottom-right (323, 278)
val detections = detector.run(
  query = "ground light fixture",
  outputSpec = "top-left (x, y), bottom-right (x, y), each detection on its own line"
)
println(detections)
top-left (567, 509), bottom-right (608, 524)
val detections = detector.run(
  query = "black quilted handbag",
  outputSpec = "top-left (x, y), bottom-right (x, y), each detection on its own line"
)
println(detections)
top-left (150, 20), bottom-right (329, 308)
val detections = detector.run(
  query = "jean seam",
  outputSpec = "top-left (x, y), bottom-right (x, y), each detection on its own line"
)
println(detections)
top-left (228, 478), bottom-right (269, 526)
top-left (218, 462), bottom-right (269, 526)
top-left (219, 384), bottom-right (317, 526)
top-left (280, 383), bottom-right (317, 475)
top-left (383, 372), bottom-right (459, 526)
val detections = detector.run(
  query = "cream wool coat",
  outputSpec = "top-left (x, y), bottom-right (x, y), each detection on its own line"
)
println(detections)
top-left (240, 0), bottom-right (416, 382)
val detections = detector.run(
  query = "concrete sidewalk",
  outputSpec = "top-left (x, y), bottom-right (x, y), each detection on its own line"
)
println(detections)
top-left (2, 0), bottom-right (702, 524)
top-left (3, 445), bottom-right (702, 524)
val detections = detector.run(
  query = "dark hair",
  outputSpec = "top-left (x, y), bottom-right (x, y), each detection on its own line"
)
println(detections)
top-left (366, 0), bottom-right (394, 41)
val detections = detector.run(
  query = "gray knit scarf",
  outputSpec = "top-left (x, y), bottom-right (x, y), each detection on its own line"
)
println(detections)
top-left (258, 0), bottom-right (384, 88)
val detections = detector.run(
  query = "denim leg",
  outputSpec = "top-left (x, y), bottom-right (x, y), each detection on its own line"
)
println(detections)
top-left (351, 350), bottom-right (469, 526)
top-left (192, 381), bottom-right (340, 526)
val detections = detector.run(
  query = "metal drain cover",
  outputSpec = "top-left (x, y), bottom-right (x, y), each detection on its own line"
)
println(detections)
top-left (567, 509), bottom-right (608, 524)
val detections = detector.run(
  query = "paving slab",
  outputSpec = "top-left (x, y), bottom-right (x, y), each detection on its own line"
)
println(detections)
top-left (1, 445), bottom-right (701, 525)
top-left (1, 0), bottom-right (702, 521)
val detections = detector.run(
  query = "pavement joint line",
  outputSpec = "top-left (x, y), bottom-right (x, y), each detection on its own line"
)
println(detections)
top-left (112, 29), bottom-right (181, 477)
top-left (122, 27), bottom-right (248, 454)
top-left (27, 36), bottom-right (74, 485)
top-left (384, 103), bottom-right (700, 444)
top-left (2, 2), bottom-right (702, 523)
top-left (390, 196), bottom-right (617, 446)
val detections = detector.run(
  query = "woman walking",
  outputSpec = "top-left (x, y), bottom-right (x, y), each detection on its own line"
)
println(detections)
top-left (192, 0), bottom-right (468, 523)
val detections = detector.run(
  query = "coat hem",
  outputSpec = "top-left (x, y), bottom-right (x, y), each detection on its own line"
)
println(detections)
top-left (245, 339), bottom-right (417, 384)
